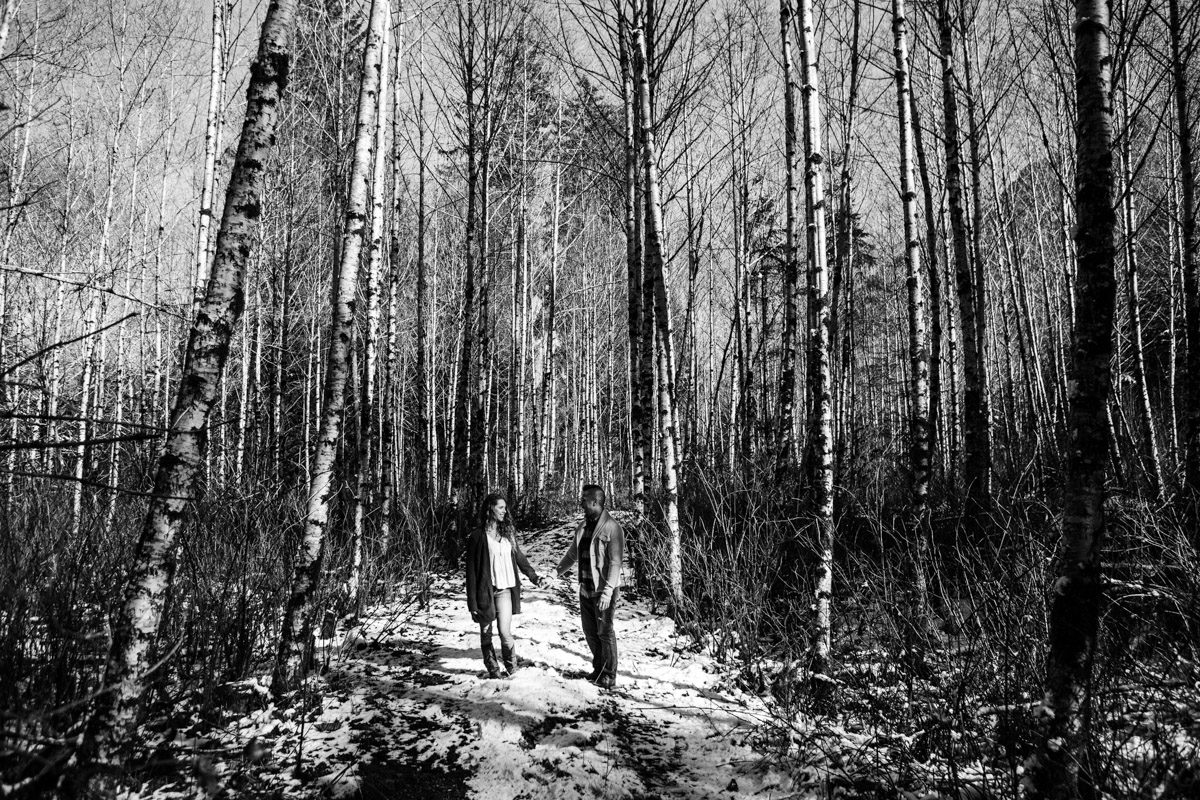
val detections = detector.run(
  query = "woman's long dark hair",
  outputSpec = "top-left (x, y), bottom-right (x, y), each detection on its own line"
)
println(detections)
top-left (479, 492), bottom-right (515, 541)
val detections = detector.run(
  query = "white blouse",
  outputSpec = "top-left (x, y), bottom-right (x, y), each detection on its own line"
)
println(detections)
top-left (487, 531), bottom-right (516, 590)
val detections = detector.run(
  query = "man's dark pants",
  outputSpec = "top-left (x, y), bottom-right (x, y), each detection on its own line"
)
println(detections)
top-left (580, 588), bottom-right (619, 682)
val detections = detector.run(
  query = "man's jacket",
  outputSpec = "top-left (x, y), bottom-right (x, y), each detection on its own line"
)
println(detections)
top-left (556, 510), bottom-right (623, 601)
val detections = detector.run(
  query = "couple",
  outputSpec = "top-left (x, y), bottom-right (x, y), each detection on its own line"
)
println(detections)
top-left (464, 484), bottom-right (624, 689)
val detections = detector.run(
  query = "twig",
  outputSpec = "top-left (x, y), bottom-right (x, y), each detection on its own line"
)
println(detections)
top-left (0, 313), bottom-right (139, 379)
top-left (0, 411), bottom-right (164, 432)
top-left (0, 265), bottom-right (185, 317)
top-left (0, 432), bottom-right (160, 451)
top-left (3, 470), bottom-right (187, 500)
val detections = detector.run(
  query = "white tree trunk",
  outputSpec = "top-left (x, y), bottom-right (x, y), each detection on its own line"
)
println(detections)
top-left (891, 0), bottom-right (932, 634)
top-left (193, 0), bottom-right (226, 321)
top-left (0, 0), bottom-right (17, 51)
top-left (776, 0), bottom-right (800, 473)
top-left (536, 163), bottom-right (561, 501)
top-left (350, 4), bottom-right (390, 613)
top-left (632, 17), bottom-right (682, 612)
top-left (1118, 86), bottom-right (1164, 499)
top-left (71, 294), bottom-right (100, 539)
top-left (274, 0), bottom-right (388, 695)
top-left (798, 0), bottom-right (836, 686)
top-left (1024, 1), bottom-right (1117, 795)
top-left (1, 61), bottom-right (32, 506)
top-left (83, 0), bottom-right (299, 763)
top-left (72, 139), bottom-right (118, 539)
top-left (46, 279), bottom-right (65, 471)
top-left (235, 289), bottom-right (252, 480)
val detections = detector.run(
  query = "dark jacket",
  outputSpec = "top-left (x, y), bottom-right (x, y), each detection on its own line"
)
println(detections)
top-left (556, 510), bottom-right (624, 601)
top-left (465, 527), bottom-right (540, 623)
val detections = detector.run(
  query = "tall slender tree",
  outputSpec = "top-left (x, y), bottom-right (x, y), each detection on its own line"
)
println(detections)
top-left (1024, 0), bottom-right (1116, 795)
top-left (797, 0), bottom-right (835, 687)
top-left (193, 0), bottom-right (226, 322)
top-left (1117, 85), bottom-right (1163, 500)
top-left (620, 11), bottom-right (646, 518)
top-left (910, 88), bottom-right (944, 477)
top-left (349, 1), bottom-right (391, 612)
top-left (82, 0), bottom-right (300, 763)
top-left (412, 36), bottom-right (431, 499)
top-left (274, 0), bottom-right (388, 695)
top-left (891, 0), bottom-right (932, 630)
top-left (1169, 0), bottom-right (1198, 517)
top-left (776, 0), bottom-right (799, 475)
top-left (938, 0), bottom-right (991, 519)
top-left (632, 7), bottom-right (682, 611)
top-left (450, 0), bottom-right (481, 521)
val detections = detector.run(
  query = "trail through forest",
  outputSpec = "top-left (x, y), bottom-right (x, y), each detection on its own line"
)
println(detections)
top-left (3, 0), bottom-right (1198, 797)
top-left (137, 517), bottom-right (795, 799)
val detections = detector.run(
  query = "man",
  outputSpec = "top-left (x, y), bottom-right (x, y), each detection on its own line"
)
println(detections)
top-left (556, 484), bottom-right (624, 689)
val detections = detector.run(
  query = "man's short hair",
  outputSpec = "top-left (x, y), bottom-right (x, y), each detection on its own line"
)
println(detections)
top-left (581, 484), bottom-right (606, 506)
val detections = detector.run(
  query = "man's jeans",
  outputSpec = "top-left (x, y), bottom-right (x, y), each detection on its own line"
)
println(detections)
top-left (580, 588), bottom-right (618, 682)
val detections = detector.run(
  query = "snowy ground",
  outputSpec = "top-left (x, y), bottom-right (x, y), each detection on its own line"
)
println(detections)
top-left (132, 517), bottom-right (798, 799)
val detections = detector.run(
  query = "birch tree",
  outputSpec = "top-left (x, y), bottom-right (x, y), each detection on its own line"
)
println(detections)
top-left (410, 35), bottom-right (431, 499)
top-left (0, 0), bottom-right (19, 110)
top-left (274, 0), bottom-right (388, 696)
top-left (776, 0), bottom-right (799, 475)
top-left (1170, 0), bottom-right (1198, 518)
top-left (1117, 84), bottom-right (1163, 499)
top-left (619, 12), bottom-right (646, 518)
top-left (938, 0), bottom-right (991, 518)
top-left (449, 0), bottom-right (482, 519)
top-left (349, 1), bottom-right (391, 613)
top-left (81, 0), bottom-right (299, 764)
top-left (535, 90), bottom-right (565, 505)
top-left (632, 8), bottom-right (682, 611)
top-left (798, 0), bottom-right (835, 689)
top-left (193, 0), bottom-right (226, 322)
top-left (891, 0), bottom-right (932, 635)
top-left (910, 83), bottom-right (944, 476)
top-left (1024, 0), bottom-right (1116, 794)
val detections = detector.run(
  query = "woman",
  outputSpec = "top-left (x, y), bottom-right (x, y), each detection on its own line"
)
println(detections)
top-left (465, 493), bottom-right (541, 678)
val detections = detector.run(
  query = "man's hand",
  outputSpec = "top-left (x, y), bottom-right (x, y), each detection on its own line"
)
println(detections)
top-left (598, 593), bottom-right (611, 612)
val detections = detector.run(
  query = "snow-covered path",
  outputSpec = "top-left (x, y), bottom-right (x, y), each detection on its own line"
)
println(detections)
top-left (137, 518), bottom-right (799, 799)
top-left (305, 517), bottom-right (796, 799)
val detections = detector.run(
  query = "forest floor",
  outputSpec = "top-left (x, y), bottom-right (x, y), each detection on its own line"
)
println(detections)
top-left (130, 516), bottom-right (798, 799)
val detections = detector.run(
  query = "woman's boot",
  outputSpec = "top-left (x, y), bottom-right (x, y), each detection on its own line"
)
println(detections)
top-left (481, 633), bottom-right (502, 678)
top-left (501, 643), bottom-right (518, 676)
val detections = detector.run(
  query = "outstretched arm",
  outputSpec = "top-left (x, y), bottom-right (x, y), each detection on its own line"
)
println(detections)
top-left (556, 535), bottom-right (579, 579)
top-left (512, 533), bottom-right (540, 585)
